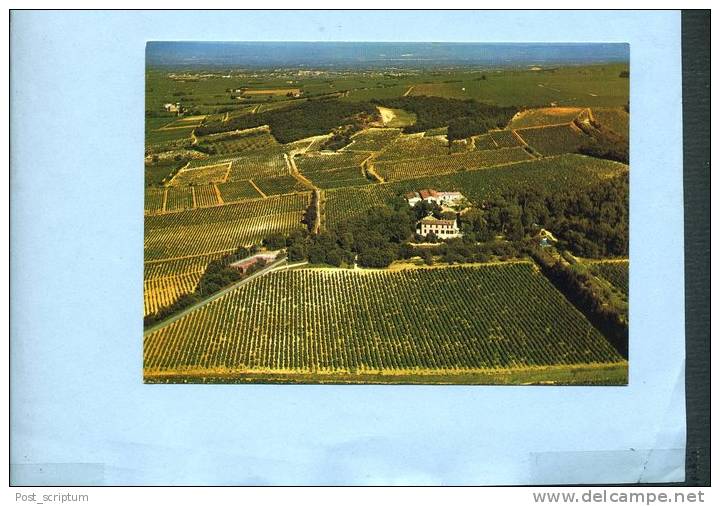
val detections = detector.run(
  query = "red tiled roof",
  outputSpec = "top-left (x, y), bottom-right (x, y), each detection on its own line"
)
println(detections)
top-left (419, 189), bottom-right (439, 199)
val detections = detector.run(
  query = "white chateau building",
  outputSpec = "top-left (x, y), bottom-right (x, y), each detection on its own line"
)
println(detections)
top-left (417, 215), bottom-right (462, 239)
top-left (405, 189), bottom-right (465, 207)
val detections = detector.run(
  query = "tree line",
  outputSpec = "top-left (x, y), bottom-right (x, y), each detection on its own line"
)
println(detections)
top-left (194, 98), bottom-right (380, 144)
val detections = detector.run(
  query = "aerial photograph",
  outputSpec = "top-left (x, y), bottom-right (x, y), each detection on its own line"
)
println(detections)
top-left (143, 42), bottom-right (630, 385)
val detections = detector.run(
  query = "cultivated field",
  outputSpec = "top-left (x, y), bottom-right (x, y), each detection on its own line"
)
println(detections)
top-left (373, 146), bottom-right (534, 181)
top-left (217, 180), bottom-right (263, 202)
top-left (374, 134), bottom-right (449, 161)
top-left (305, 166), bottom-right (371, 189)
top-left (144, 193), bottom-right (310, 260)
top-left (489, 129), bottom-right (525, 148)
top-left (168, 162), bottom-right (230, 186)
top-left (196, 130), bottom-right (280, 155)
top-left (508, 107), bottom-right (585, 129)
top-left (253, 175), bottom-right (308, 195)
top-left (515, 124), bottom-right (589, 156)
top-left (144, 263), bottom-right (626, 383)
top-left (344, 128), bottom-right (402, 152)
top-left (144, 252), bottom-right (229, 317)
top-left (589, 259), bottom-right (629, 297)
top-left (145, 187), bottom-right (166, 214)
top-left (295, 152), bottom-right (371, 174)
top-left (228, 148), bottom-right (290, 180)
top-left (592, 107), bottom-right (630, 139)
top-left (165, 187), bottom-right (194, 212)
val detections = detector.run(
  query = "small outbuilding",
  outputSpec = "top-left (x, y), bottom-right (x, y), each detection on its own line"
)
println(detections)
top-left (229, 251), bottom-right (279, 274)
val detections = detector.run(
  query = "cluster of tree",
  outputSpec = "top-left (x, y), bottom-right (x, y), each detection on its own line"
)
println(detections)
top-left (266, 198), bottom-right (417, 268)
top-left (619, 70), bottom-right (630, 78)
top-left (447, 115), bottom-right (513, 143)
top-left (301, 190), bottom-right (320, 233)
top-left (530, 247), bottom-right (628, 358)
top-left (194, 98), bottom-right (380, 143)
top-left (399, 238), bottom-right (527, 265)
top-left (480, 176), bottom-right (629, 258)
top-left (195, 247), bottom-right (253, 297)
top-left (574, 119), bottom-right (629, 164)
top-left (322, 122), bottom-right (364, 151)
top-left (372, 96), bottom-right (518, 136)
top-left (143, 292), bottom-right (201, 328)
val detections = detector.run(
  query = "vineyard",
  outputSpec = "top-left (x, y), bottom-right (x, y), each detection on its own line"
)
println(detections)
top-left (325, 154), bottom-right (628, 229)
top-left (165, 187), bottom-right (194, 212)
top-left (144, 272), bottom-right (203, 316)
top-left (227, 148), bottom-right (290, 180)
top-left (372, 146), bottom-right (533, 181)
top-left (306, 166), bottom-right (371, 189)
top-left (217, 180), bottom-right (263, 202)
top-left (323, 184), bottom-right (397, 229)
top-left (489, 129), bottom-right (525, 148)
top-left (591, 107), bottom-right (630, 140)
top-left (589, 260), bottom-right (629, 296)
top-left (295, 152), bottom-right (371, 174)
top-left (253, 175), bottom-right (308, 196)
top-left (374, 134), bottom-right (449, 161)
top-left (144, 193), bottom-right (311, 260)
top-left (472, 134), bottom-right (498, 150)
top-left (344, 128), bottom-right (402, 152)
top-left (144, 263), bottom-right (626, 382)
top-left (196, 130), bottom-right (280, 155)
top-left (145, 187), bottom-right (165, 214)
top-left (144, 252), bottom-right (229, 316)
top-left (508, 107), bottom-right (585, 129)
top-left (514, 124), bottom-right (589, 156)
top-left (168, 162), bottom-right (230, 186)
top-left (194, 185), bottom-right (220, 207)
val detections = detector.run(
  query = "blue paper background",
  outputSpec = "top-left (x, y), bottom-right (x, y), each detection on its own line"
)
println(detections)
top-left (10, 10), bottom-right (685, 485)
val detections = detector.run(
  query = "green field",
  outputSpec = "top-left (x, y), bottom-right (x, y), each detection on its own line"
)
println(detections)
top-left (404, 65), bottom-right (629, 107)
top-left (144, 263), bottom-right (626, 383)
